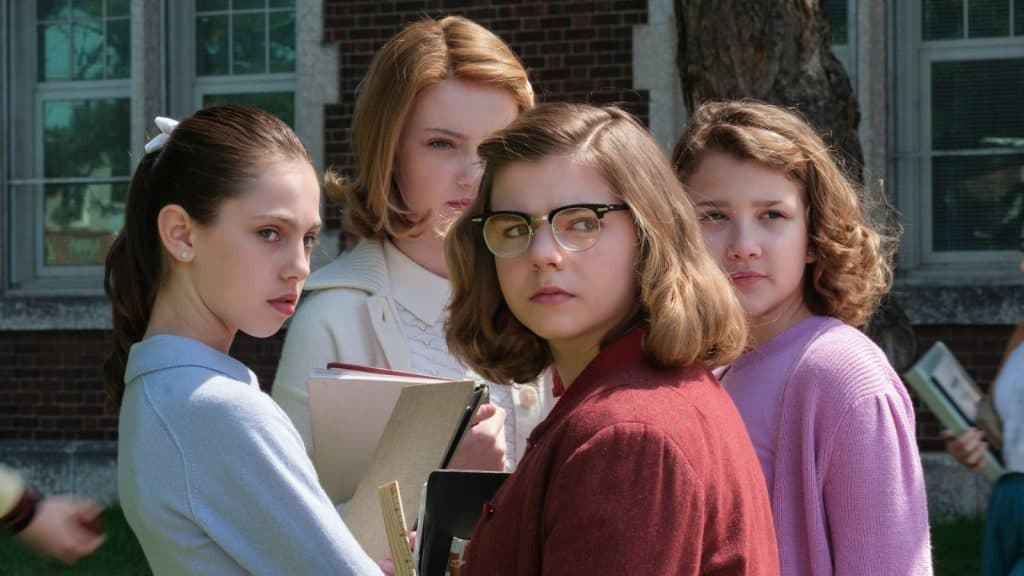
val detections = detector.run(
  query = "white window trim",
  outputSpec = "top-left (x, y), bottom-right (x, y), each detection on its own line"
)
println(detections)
top-left (893, 0), bottom-right (1024, 283)
top-left (1, 0), bottom-right (337, 328)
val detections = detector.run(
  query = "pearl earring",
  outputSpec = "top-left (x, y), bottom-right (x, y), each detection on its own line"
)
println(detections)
top-left (180, 251), bottom-right (190, 260)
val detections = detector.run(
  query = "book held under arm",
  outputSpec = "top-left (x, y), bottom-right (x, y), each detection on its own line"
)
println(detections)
top-left (903, 341), bottom-right (1005, 483)
top-left (307, 364), bottom-right (487, 560)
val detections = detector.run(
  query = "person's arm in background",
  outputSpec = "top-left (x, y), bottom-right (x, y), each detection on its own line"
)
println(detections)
top-left (943, 321), bottom-right (1024, 472)
top-left (1, 464), bottom-right (106, 564)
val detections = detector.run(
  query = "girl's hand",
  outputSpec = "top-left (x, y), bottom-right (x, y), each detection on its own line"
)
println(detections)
top-left (16, 495), bottom-right (107, 564)
top-left (448, 404), bottom-right (507, 471)
top-left (379, 530), bottom-right (416, 576)
top-left (942, 427), bottom-right (989, 473)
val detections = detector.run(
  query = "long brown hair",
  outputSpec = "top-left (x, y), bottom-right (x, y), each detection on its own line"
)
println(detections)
top-left (333, 15), bottom-right (534, 245)
top-left (445, 103), bottom-right (748, 385)
top-left (672, 100), bottom-right (898, 327)
top-left (103, 104), bottom-right (311, 408)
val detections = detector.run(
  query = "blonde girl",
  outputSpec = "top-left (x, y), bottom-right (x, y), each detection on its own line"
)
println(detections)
top-left (272, 16), bottom-right (545, 505)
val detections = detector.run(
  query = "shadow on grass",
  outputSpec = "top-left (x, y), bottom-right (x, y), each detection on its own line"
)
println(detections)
top-left (932, 514), bottom-right (985, 576)
top-left (0, 507), bottom-right (149, 575)
top-left (0, 506), bottom-right (990, 575)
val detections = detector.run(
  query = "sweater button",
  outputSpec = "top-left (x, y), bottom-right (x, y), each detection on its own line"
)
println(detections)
top-left (519, 387), bottom-right (537, 408)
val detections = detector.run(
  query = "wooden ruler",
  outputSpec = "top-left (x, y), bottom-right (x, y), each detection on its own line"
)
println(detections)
top-left (378, 481), bottom-right (416, 576)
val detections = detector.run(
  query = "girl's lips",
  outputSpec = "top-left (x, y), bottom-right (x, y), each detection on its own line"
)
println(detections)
top-left (446, 198), bottom-right (474, 211)
top-left (269, 297), bottom-right (297, 316)
top-left (529, 288), bottom-right (574, 304)
top-left (729, 272), bottom-right (765, 288)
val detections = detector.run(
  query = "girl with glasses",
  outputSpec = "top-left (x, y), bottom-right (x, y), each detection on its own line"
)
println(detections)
top-left (445, 102), bottom-right (780, 575)
top-left (272, 16), bottom-right (546, 506)
top-left (673, 100), bottom-right (932, 575)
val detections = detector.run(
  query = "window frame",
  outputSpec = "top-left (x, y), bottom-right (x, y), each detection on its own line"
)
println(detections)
top-left (893, 0), bottom-right (1024, 282)
top-left (1, 0), bottom-right (336, 326)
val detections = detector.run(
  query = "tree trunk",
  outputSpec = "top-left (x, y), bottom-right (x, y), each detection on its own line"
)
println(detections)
top-left (675, 0), bottom-right (862, 181)
top-left (675, 0), bottom-right (917, 370)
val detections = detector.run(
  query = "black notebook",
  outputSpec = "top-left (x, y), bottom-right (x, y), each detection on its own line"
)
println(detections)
top-left (415, 469), bottom-right (510, 576)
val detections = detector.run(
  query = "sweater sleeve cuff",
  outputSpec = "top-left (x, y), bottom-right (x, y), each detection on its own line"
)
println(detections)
top-left (1, 487), bottom-right (39, 534)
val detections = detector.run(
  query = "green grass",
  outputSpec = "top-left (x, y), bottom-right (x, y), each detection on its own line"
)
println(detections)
top-left (0, 507), bottom-right (989, 574)
top-left (0, 507), bottom-right (149, 575)
top-left (932, 514), bottom-right (985, 576)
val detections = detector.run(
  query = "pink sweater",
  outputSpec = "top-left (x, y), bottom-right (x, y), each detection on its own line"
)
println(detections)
top-left (722, 316), bottom-right (932, 576)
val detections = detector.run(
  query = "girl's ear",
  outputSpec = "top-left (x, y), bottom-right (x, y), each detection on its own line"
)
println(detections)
top-left (157, 204), bottom-right (195, 263)
top-left (805, 247), bottom-right (817, 264)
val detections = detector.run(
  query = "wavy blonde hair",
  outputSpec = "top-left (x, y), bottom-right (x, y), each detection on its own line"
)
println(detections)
top-left (672, 100), bottom-right (898, 327)
top-left (332, 15), bottom-right (534, 244)
top-left (445, 103), bottom-right (748, 384)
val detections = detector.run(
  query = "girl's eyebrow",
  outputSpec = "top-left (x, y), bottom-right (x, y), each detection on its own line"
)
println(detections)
top-left (252, 212), bottom-right (322, 230)
top-left (424, 127), bottom-right (464, 139)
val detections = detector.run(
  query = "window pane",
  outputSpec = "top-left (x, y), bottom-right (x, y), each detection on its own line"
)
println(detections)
top-left (233, 0), bottom-right (265, 9)
top-left (197, 15), bottom-right (229, 75)
top-left (823, 0), bottom-right (848, 45)
top-left (932, 153), bottom-right (1024, 251)
top-left (71, 0), bottom-right (102, 19)
top-left (269, 11), bottom-right (295, 73)
top-left (107, 0), bottom-right (130, 17)
top-left (38, 0), bottom-right (69, 20)
top-left (968, 0), bottom-right (1010, 37)
top-left (203, 92), bottom-right (294, 127)
top-left (38, 23), bottom-right (71, 81)
top-left (71, 19), bottom-right (104, 80)
top-left (43, 98), bottom-right (131, 178)
top-left (932, 59), bottom-right (1024, 150)
top-left (269, 0), bottom-right (295, 7)
top-left (105, 18), bottom-right (130, 78)
top-left (1016, 0), bottom-right (1024, 34)
top-left (923, 0), bottom-right (965, 39)
top-left (197, 0), bottom-right (229, 11)
top-left (233, 13), bottom-right (267, 74)
top-left (44, 183), bottom-right (125, 266)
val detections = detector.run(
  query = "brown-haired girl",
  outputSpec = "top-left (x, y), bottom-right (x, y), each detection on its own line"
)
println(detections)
top-left (106, 106), bottom-right (380, 575)
top-left (445, 102), bottom-right (779, 575)
top-left (673, 100), bottom-right (932, 575)
top-left (273, 16), bottom-right (544, 504)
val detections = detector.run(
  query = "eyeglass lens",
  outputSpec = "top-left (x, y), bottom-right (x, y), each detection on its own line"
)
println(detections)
top-left (483, 207), bottom-right (603, 257)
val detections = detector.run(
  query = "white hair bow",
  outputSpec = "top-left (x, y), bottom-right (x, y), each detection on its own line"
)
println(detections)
top-left (144, 116), bottom-right (180, 154)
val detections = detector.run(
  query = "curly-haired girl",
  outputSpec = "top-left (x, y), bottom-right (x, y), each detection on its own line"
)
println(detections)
top-left (673, 100), bottom-right (931, 576)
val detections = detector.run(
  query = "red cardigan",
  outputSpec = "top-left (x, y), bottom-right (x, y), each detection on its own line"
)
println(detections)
top-left (463, 328), bottom-right (780, 575)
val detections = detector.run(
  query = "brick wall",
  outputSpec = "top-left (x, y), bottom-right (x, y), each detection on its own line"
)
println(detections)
top-left (323, 0), bottom-right (650, 227)
top-left (4, 324), bottom-right (1014, 445)
top-left (911, 324), bottom-right (1015, 451)
top-left (0, 331), bottom-right (284, 441)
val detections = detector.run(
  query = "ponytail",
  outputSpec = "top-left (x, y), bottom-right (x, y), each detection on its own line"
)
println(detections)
top-left (103, 153), bottom-right (163, 409)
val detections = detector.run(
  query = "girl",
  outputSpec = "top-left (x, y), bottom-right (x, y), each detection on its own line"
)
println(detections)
top-left (944, 225), bottom-right (1024, 576)
top-left (673, 100), bottom-right (932, 575)
top-left (106, 105), bottom-right (380, 575)
top-left (273, 16), bottom-right (546, 503)
top-left (444, 102), bottom-right (779, 575)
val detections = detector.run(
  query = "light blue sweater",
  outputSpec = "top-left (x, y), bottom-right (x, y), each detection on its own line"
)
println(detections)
top-left (118, 334), bottom-right (381, 575)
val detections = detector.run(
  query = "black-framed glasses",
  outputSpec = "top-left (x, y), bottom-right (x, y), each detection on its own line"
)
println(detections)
top-left (471, 203), bottom-right (630, 258)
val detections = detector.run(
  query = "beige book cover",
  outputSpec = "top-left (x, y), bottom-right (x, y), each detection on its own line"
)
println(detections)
top-left (341, 380), bottom-right (477, 561)
top-left (307, 365), bottom-right (453, 504)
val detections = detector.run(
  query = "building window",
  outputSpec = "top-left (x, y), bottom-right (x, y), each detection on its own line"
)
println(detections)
top-left (174, 0), bottom-right (296, 126)
top-left (7, 0), bottom-right (131, 292)
top-left (824, 0), bottom-right (857, 82)
top-left (4, 0), bottom-right (298, 295)
top-left (895, 0), bottom-right (1024, 274)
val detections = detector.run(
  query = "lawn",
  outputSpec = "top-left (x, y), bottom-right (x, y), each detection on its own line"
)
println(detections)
top-left (0, 507), bottom-right (988, 575)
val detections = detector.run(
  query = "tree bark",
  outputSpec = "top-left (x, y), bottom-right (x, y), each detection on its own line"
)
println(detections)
top-left (675, 0), bottom-right (917, 369)
top-left (675, 0), bottom-right (863, 181)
